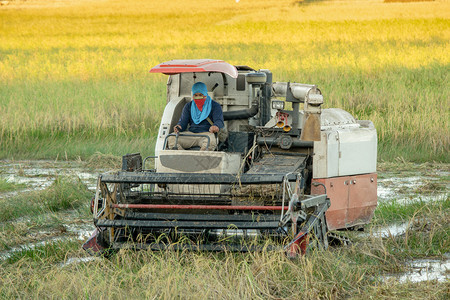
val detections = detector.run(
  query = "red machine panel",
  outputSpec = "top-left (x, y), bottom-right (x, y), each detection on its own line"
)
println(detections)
top-left (312, 173), bottom-right (377, 230)
top-left (150, 59), bottom-right (238, 78)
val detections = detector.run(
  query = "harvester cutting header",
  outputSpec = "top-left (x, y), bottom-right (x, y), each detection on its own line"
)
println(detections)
top-left (84, 59), bottom-right (377, 256)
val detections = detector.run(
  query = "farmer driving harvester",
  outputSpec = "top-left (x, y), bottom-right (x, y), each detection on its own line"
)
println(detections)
top-left (84, 59), bottom-right (378, 257)
top-left (167, 82), bottom-right (224, 151)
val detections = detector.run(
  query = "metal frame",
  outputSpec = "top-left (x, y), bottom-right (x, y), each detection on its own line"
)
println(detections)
top-left (88, 168), bottom-right (330, 257)
top-left (100, 172), bottom-right (299, 184)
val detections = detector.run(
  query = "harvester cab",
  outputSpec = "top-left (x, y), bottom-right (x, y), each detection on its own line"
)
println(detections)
top-left (83, 59), bottom-right (378, 257)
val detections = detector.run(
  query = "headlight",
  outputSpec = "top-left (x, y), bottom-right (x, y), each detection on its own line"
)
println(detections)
top-left (272, 100), bottom-right (285, 110)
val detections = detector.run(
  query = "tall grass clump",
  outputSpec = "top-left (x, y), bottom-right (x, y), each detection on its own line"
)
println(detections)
top-left (0, 176), bottom-right (92, 222)
top-left (0, 249), bottom-right (384, 298)
top-left (1, 244), bottom-right (448, 299)
top-left (4, 239), bottom-right (81, 265)
top-left (374, 196), bottom-right (449, 223)
top-left (0, 177), bottom-right (25, 192)
top-left (372, 196), bottom-right (450, 258)
top-left (0, 0), bottom-right (448, 161)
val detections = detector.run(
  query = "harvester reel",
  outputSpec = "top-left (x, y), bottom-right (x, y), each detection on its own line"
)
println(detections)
top-left (85, 165), bottom-right (330, 257)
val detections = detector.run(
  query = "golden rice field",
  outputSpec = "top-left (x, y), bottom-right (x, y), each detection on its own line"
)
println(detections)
top-left (0, 0), bottom-right (449, 161)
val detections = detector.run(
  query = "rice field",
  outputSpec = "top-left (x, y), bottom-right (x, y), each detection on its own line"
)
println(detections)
top-left (0, 0), bottom-right (448, 161)
top-left (0, 2), bottom-right (448, 298)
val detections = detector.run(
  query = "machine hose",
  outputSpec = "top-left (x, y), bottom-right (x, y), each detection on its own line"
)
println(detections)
top-left (312, 182), bottom-right (327, 195)
top-left (223, 102), bottom-right (258, 120)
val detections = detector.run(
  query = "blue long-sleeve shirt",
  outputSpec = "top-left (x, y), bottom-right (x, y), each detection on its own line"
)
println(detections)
top-left (177, 100), bottom-right (224, 133)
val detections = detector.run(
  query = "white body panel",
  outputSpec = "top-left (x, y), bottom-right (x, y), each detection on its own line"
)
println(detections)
top-left (155, 97), bottom-right (187, 157)
top-left (156, 150), bottom-right (242, 194)
top-left (156, 150), bottom-right (242, 174)
top-left (313, 109), bottom-right (377, 179)
top-left (313, 131), bottom-right (340, 178)
top-left (337, 125), bottom-right (377, 176)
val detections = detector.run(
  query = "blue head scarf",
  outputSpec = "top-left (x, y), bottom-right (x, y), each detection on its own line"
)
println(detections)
top-left (190, 82), bottom-right (212, 124)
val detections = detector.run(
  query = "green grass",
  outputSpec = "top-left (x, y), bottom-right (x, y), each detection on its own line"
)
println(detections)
top-left (0, 176), bottom-right (92, 222)
top-left (0, 173), bottom-right (93, 251)
top-left (0, 209), bottom-right (91, 251)
top-left (0, 78), bottom-right (163, 159)
top-left (0, 177), bottom-right (25, 192)
top-left (4, 239), bottom-right (81, 265)
top-left (1, 134), bottom-right (157, 161)
top-left (367, 196), bottom-right (449, 259)
top-left (373, 196), bottom-right (449, 223)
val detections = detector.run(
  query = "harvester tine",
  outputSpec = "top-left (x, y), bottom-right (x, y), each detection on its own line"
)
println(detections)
top-left (285, 201), bottom-right (329, 257)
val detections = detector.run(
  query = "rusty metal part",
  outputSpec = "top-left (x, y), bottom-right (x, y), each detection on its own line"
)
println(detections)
top-left (300, 112), bottom-right (321, 141)
top-left (311, 173), bottom-right (377, 230)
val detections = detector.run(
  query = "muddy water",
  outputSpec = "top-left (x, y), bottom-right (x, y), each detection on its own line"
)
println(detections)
top-left (0, 160), bottom-right (100, 196)
top-left (384, 259), bottom-right (450, 283)
top-left (0, 160), bottom-right (100, 261)
top-left (360, 222), bottom-right (410, 238)
top-left (377, 168), bottom-right (449, 204)
top-left (0, 221), bottom-right (94, 261)
top-left (0, 160), bottom-right (448, 282)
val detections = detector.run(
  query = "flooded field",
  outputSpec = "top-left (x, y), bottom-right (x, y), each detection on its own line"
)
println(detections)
top-left (384, 259), bottom-right (449, 283)
top-left (0, 159), bottom-right (448, 284)
top-left (0, 160), bottom-right (101, 194)
top-left (377, 164), bottom-right (449, 204)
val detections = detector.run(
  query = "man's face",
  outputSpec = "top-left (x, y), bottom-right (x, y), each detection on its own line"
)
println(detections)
top-left (193, 92), bottom-right (206, 100)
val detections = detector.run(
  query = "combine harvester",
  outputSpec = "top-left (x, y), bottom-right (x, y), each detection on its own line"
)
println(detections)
top-left (83, 59), bottom-right (377, 256)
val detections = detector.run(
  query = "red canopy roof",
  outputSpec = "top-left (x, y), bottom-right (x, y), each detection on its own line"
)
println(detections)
top-left (150, 59), bottom-right (238, 78)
